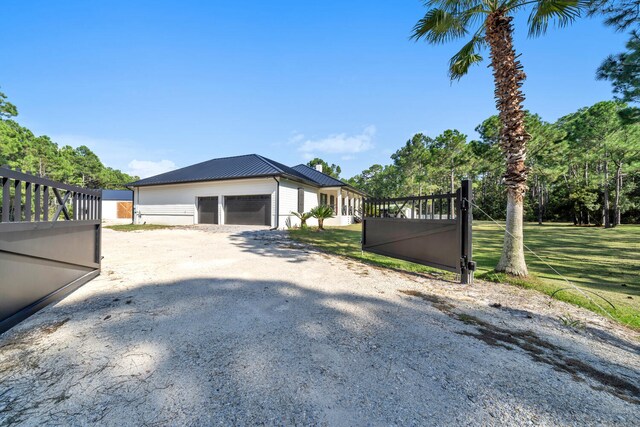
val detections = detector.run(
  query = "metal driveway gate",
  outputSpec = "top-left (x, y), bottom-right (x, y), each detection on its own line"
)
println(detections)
top-left (0, 166), bottom-right (102, 334)
top-left (362, 180), bottom-right (474, 284)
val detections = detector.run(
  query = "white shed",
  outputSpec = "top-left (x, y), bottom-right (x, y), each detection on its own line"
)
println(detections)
top-left (101, 189), bottom-right (133, 222)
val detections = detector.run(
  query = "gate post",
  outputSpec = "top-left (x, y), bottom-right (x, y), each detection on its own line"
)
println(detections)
top-left (460, 179), bottom-right (474, 284)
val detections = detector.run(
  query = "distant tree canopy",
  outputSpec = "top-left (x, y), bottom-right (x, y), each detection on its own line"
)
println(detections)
top-left (592, 1), bottom-right (640, 122)
top-left (306, 157), bottom-right (341, 178)
top-left (0, 91), bottom-right (17, 119)
top-left (590, 0), bottom-right (640, 31)
top-left (598, 32), bottom-right (640, 123)
top-left (0, 91), bottom-right (137, 189)
top-left (348, 101), bottom-right (640, 226)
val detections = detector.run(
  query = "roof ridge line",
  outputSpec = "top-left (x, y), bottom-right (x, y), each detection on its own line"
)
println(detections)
top-left (138, 153), bottom-right (259, 180)
top-left (293, 163), bottom-right (347, 183)
top-left (254, 154), bottom-right (285, 173)
top-left (191, 153), bottom-right (256, 163)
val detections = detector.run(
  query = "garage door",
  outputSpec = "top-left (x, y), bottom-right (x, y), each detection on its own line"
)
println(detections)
top-left (198, 197), bottom-right (218, 224)
top-left (225, 195), bottom-right (271, 226)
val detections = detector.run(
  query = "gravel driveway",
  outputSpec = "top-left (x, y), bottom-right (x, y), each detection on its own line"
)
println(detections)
top-left (1, 227), bottom-right (638, 426)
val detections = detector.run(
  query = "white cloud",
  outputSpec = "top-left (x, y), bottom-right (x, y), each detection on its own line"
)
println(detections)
top-left (127, 159), bottom-right (176, 178)
top-left (289, 133), bottom-right (305, 144)
top-left (294, 125), bottom-right (376, 158)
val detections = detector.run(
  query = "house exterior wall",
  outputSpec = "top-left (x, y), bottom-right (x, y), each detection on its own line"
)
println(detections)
top-left (325, 215), bottom-right (355, 226)
top-left (278, 179), bottom-right (320, 228)
top-left (133, 176), bottom-right (363, 229)
top-left (102, 200), bottom-right (133, 221)
top-left (277, 182), bottom-right (364, 229)
top-left (133, 178), bottom-right (277, 226)
top-left (102, 200), bottom-right (119, 220)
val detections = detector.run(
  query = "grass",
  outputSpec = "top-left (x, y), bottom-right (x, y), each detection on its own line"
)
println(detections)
top-left (289, 222), bottom-right (640, 330)
top-left (105, 224), bottom-right (174, 232)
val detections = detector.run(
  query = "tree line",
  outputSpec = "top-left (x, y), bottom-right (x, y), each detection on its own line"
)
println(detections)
top-left (399, 0), bottom-right (639, 276)
top-left (347, 100), bottom-right (640, 226)
top-left (0, 93), bottom-right (138, 189)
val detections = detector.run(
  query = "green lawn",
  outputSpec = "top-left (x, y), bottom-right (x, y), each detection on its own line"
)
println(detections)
top-left (289, 222), bottom-right (640, 330)
top-left (105, 224), bottom-right (174, 232)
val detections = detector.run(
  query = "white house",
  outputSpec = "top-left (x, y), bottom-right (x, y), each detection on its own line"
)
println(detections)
top-left (101, 189), bottom-right (133, 221)
top-left (128, 154), bottom-right (365, 228)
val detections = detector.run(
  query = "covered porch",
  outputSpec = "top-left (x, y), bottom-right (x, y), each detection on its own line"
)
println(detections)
top-left (319, 186), bottom-right (364, 226)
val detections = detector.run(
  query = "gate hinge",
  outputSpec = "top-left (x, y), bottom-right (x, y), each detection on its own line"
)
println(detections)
top-left (460, 258), bottom-right (476, 271)
top-left (460, 198), bottom-right (469, 211)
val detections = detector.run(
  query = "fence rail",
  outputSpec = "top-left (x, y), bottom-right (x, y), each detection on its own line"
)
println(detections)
top-left (0, 166), bottom-right (102, 334)
top-left (363, 191), bottom-right (458, 220)
top-left (1, 166), bottom-right (101, 224)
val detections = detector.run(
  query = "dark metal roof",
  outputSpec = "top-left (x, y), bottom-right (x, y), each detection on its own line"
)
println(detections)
top-left (129, 154), bottom-right (317, 187)
top-left (127, 154), bottom-right (365, 195)
top-left (290, 165), bottom-right (365, 195)
top-left (290, 164), bottom-right (348, 187)
top-left (101, 189), bottom-right (133, 201)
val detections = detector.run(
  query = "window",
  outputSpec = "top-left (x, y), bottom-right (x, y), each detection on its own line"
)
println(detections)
top-left (329, 195), bottom-right (335, 213)
top-left (320, 193), bottom-right (328, 206)
top-left (298, 188), bottom-right (304, 213)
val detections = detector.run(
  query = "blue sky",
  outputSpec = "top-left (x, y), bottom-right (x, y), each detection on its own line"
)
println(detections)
top-left (0, 1), bottom-right (628, 178)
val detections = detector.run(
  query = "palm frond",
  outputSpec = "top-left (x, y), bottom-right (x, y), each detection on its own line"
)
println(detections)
top-left (426, 0), bottom-right (490, 14)
top-left (449, 34), bottom-right (486, 80)
top-left (527, 0), bottom-right (589, 37)
top-left (411, 8), bottom-right (469, 44)
top-left (310, 205), bottom-right (335, 219)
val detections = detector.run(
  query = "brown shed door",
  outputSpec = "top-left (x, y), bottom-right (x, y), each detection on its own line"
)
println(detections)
top-left (117, 202), bottom-right (133, 219)
top-left (225, 195), bottom-right (271, 225)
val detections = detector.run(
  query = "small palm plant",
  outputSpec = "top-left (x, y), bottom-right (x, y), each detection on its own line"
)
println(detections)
top-left (310, 205), bottom-right (335, 231)
top-left (290, 211), bottom-right (313, 228)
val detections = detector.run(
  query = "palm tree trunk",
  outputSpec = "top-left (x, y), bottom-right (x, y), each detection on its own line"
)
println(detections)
top-left (486, 11), bottom-right (529, 276)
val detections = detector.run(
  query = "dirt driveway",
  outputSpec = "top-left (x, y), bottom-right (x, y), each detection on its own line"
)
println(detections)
top-left (1, 227), bottom-right (639, 425)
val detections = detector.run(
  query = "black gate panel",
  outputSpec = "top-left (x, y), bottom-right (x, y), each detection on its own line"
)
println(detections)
top-left (362, 180), bottom-right (474, 283)
top-left (363, 219), bottom-right (459, 272)
top-left (225, 195), bottom-right (271, 226)
top-left (0, 167), bottom-right (102, 334)
top-left (198, 196), bottom-right (218, 224)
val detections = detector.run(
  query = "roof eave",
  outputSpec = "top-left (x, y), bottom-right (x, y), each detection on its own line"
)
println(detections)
top-left (128, 172), bottom-right (320, 188)
top-left (317, 183), bottom-right (366, 196)
top-left (128, 173), bottom-right (282, 188)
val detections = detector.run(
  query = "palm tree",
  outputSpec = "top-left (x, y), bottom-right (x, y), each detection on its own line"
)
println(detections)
top-left (290, 211), bottom-right (313, 228)
top-left (412, 0), bottom-right (588, 277)
top-left (310, 205), bottom-right (335, 230)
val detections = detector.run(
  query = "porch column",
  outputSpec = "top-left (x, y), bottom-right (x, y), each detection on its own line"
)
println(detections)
top-left (336, 190), bottom-right (342, 219)
top-left (344, 192), bottom-right (349, 216)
